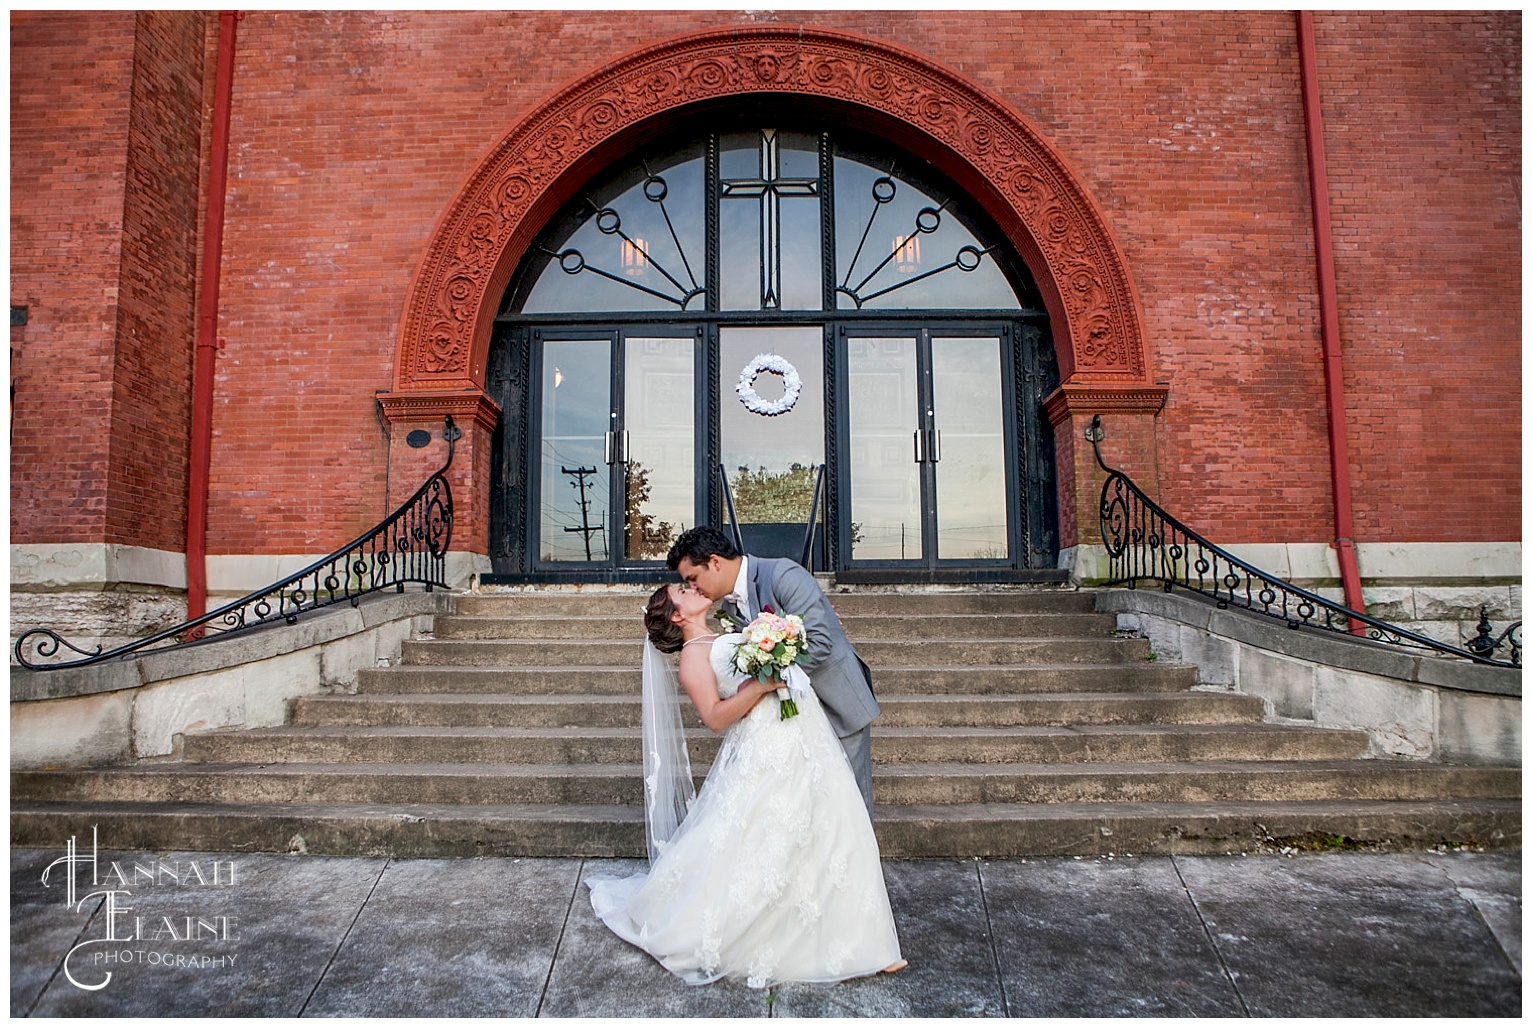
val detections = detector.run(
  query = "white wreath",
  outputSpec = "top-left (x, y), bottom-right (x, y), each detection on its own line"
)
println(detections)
top-left (735, 353), bottom-right (802, 417)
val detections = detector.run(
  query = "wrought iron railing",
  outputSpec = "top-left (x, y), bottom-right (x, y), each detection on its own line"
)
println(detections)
top-left (717, 463), bottom-right (745, 555)
top-left (800, 464), bottom-right (827, 572)
top-left (1089, 416), bottom-right (1520, 669)
top-left (15, 418), bottom-right (459, 671)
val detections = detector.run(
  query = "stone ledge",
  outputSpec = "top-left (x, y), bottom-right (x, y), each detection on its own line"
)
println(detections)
top-left (11, 590), bottom-right (452, 704)
top-left (1097, 588), bottom-right (1520, 699)
top-left (10, 543), bottom-right (186, 590)
top-left (1097, 587), bottom-right (1520, 765)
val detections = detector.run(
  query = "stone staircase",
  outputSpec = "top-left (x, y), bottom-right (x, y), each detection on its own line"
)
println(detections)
top-left (10, 589), bottom-right (1520, 857)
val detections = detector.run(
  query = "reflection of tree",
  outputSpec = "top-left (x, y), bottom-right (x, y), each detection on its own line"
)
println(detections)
top-left (733, 463), bottom-right (817, 523)
top-left (625, 461), bottom-right (676, 559)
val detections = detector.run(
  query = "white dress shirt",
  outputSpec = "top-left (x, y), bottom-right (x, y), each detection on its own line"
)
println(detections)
top-left (727, 555), bottom-right (751, 620)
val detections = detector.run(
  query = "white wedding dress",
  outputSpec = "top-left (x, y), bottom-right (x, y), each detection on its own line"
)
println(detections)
top-left (587, 633), bottom-right (903, 989)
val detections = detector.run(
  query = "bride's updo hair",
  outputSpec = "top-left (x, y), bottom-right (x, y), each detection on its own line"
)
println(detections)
top-left (644, 585), bottom-right (685, 653)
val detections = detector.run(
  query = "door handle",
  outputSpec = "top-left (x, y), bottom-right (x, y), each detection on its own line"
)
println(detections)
top-left (913, 430), bottom-right (925, 463)
top-left (620, 430), bottom-right (630, 463)
top-left (604, 431), bottom-right (616, 465)
top-left (930, 429), bottom-right (941, 463)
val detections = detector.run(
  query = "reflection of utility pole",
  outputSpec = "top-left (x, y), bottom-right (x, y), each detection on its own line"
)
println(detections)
top-left (563, 465), bottom-right (602, 560)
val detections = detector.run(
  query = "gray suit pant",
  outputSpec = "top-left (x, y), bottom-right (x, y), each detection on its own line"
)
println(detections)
top-left (839, 724), bottom-right (875, 821)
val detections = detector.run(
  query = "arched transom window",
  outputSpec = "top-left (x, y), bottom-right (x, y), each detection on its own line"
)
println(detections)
top-left (508, 128), bottom-right (1032, 316)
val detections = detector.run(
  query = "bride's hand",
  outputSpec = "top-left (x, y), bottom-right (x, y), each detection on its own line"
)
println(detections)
top-left (747, 676), bottom-right (777, 697)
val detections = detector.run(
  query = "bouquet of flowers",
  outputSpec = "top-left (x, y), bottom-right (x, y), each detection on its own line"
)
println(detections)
top-left (718, 606), bottom-right (807, 719)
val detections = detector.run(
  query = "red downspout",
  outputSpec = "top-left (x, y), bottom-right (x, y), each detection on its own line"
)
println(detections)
top-left (187, 11), bottom-right (240, 623)
top-left (1296, 11), bottom-right (1366, 630)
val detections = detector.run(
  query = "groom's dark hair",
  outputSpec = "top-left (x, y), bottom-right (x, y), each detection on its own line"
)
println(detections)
top-left (667, 525), bottom-right (740, 570)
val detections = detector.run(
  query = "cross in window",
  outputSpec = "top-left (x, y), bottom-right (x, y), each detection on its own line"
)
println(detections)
top-left (719, 129), bottom-right (819, 309)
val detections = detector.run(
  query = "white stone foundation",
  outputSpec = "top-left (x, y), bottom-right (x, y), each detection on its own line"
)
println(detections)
top-left (1100, 587), bottom-right (1521, 766)
top-left (10, 591), bottom-right (445, 769)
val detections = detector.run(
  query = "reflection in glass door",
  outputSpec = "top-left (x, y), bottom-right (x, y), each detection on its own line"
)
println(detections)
top-left (538, 337), bottom-right (612, 562)
top-left (843, 330), bottom-right (1013, 567)
top-left (623, 336), bottom-right (696, 560)
top-left (846, 337), bottom-right (924, 561)
top-left (931, 338), bottom-right (1009, 560)
top-left (536, 332), bottom-right (696, 566)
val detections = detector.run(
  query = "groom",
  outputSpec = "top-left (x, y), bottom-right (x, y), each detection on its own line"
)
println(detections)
top-left (668, 526), bottom-right (879, 819)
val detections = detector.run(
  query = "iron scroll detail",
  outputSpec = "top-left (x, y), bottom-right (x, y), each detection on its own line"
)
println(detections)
top-left (15, 418), bottom-right (459, 671)
top-left (1089, 416), bottom-right (1520, 669)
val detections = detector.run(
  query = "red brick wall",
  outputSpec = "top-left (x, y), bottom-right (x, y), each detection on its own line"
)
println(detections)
top-left (10, 11), bottom-right (138, 544)
top-left (1002, 11), bottom-right (1340, 543)
top-left (1313, 12), bottom-right (1521, 544)
top-left (105, 10), bottom-right (205, 552)
top-left (10, 10), bottom-right (205, 552)
top-left (12, 10), bottom-right (1520, 559)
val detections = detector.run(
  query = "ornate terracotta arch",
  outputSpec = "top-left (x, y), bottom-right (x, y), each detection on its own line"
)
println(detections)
top-left (388, 26), bottom-right (1157, 404)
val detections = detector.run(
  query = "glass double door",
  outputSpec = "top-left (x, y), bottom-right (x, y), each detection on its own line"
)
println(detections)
top-left (841, 329), bottom-right (1015, 568)
top-left (534, 329), bottom-right (700, 567)
top-left (530, 324), bottom-right (1017, 571)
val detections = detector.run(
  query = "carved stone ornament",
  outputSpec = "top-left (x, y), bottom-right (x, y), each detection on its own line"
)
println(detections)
top-left (393, 26), bottom-right (1150, 397)
top-left (377, 390), bottom-right (502, 434)
top-left (1042, 382), bottom-right (1169, 427)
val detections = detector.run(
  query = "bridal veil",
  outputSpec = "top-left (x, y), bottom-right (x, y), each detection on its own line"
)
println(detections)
top-left (640, 637), bottom-right (695, 862)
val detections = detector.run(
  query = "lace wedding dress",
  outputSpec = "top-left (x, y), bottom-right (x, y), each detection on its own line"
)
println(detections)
top-left (588, 633), bottom-right (903, 988)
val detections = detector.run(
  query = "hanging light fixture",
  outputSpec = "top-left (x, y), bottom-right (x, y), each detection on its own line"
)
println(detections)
top-left (892, 234), bottom-right (920, 274)
top-left (620, 237), bottom-right (649, 277)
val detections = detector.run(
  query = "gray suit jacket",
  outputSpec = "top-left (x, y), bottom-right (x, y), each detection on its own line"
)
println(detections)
top-left (734, 555), bottom-right (879, 739)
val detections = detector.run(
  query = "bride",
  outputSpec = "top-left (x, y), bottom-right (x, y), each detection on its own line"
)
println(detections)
top-left (586, 582), bottom-right (905, 989)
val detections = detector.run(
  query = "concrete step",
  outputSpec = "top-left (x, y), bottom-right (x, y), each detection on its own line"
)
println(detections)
top-left (13, 763), bottom-right (656, 807)
top-left (873, 798), bottom-right (1524, 857)
top-left (824, 590), bottom-right (1099, 615)
top-left (858, 692), bottom-right (1261, 727)
top-left (431, 611), bottom-right (1118, 641)
top-left (9, 800), bottom-right (648, 858)
top-left (450, 592), bottom-right (659, 617)
top-left (869, 761), bottom-right (1523, 805)
top-left (357, 662), bottom-right (1200, 696)
top-left (291, 691), bottom-right (1264, 729)
top-left (874, 724), bottom-right (1367, 763)
top-left (297, 693), bottom-right (641, 728)
top-left (358, 666), bottom-right (645, 695)
top-left (450, 588), bottom-right (1097, 618)
top-left (400, 636), bottom-right (1153, 667)
top-left (433, 615), bottom-right (640, 641)
top-left (180, 723), bottom-right (1371, 765)
top-left (13, 760), bottom-right (1516, 809)
top-left (10, 797), bottom-right (1519, 858)
top-left (843, 613), bottom-right (1118, 638)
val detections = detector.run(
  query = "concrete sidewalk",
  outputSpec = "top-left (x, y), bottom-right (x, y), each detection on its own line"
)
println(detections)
top-left (11, 846), bottom-right (1521, 1018)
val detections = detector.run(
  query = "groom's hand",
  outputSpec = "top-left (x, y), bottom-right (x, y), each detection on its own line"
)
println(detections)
top-left (770, 563), bottom-right (833, 671)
